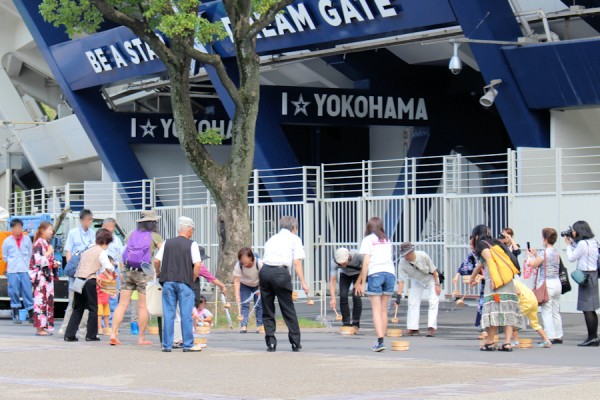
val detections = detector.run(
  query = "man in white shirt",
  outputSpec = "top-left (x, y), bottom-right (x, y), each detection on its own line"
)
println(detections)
top-left (260, 216), bottom-right (310, 352)
top-left (397, 242), bottom-right (441, 337)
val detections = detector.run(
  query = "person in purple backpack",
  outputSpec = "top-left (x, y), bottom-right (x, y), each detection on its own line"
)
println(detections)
top-left (109, 210), bottom-right (163, 346)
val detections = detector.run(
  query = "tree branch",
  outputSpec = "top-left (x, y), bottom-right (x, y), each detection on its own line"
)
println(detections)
top-left (247, 0), bottom-right (296, 39)
top-left (91, 0), bottom-right (178, 66)
top-left (185, 47), bottom-right (241, 108)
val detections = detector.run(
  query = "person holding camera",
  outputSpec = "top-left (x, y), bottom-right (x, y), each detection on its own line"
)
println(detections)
top-left (564, 221), bottom-right (599, 347)
top-left (499, 228), bottom-right (521, 270)
top-left (527, 228), bottom-right (564, 344)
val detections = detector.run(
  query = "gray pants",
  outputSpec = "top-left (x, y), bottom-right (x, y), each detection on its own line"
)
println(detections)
top-left (59, 288), bottom-right (88, 336)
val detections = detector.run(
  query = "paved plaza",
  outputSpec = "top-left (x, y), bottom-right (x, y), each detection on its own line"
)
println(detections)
top-left (0, 302), bottom-right (599, 399)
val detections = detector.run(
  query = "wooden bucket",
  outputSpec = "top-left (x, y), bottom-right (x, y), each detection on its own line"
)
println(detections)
top-left (194, 337), bottom-right (208, 345)
top-left (196, 326), bottom-right (210, 334)
top-left (339, 326), bottom-right (356, 335)
top-left (387, 328), bottom-right (403, 338)
top-left (391, 340), bottom-right (410, 351)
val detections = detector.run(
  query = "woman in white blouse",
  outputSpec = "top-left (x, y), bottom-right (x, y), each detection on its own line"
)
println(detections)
top-left (565, 221), bottom-right (599, 347)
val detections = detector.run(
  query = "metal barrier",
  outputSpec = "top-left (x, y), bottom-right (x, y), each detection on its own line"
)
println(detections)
top-left (9, 146), bottom-right (600, 315)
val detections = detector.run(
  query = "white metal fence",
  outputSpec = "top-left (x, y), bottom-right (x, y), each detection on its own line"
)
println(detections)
top-left (9, 146), bottom-right (600, 313)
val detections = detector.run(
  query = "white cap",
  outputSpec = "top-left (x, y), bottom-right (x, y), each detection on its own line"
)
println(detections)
top-left (178, 216), bottom-right (195, 229)
top-left (334, 248), bottom-right (350, 264)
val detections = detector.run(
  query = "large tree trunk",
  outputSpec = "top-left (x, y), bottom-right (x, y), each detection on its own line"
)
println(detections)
top-left (214, 185), bottom-right (251, 284)
top-left (166, 41), bottom-right (258, 292)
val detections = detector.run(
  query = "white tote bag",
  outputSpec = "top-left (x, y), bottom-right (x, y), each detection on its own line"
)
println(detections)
top-left (146, 277), bottom-right (163, 316)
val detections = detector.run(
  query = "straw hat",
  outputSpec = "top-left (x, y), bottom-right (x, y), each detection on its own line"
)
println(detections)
top-left (137, 210), bottom-right (161, 222)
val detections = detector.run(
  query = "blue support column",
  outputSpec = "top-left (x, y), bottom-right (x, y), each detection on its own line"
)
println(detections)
top-left (449, 0), bottom-right (549, 148)
top-left (14, 0), bottom-right (149, 185)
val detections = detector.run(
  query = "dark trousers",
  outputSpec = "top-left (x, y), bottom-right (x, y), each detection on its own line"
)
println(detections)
top-left (65, 279), bottom-right (98, 339)
top-left (339, 273), bottom-right (362, 327)
top-left (259, 265), bottom-right (300, 347)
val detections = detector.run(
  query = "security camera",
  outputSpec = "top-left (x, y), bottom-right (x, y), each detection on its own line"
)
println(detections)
top-left (448, 43), bottom-right (462, 75)
top-left (479, 79), bottom-right (503, 108)
top-left (479, 88), bottom-right (497, 108)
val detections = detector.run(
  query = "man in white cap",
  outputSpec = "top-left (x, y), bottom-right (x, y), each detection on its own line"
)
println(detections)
top-left (329, 248), bottom-right (364, 330)
top-left (109, 210), bottom-right (163, 346)
top-left (154, 216), bottom-right (202, 352)
top-left (397, 242), bottom-right (441, 337)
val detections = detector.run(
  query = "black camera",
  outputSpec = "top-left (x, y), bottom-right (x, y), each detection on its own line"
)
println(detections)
top-left (498, 233), bottom-right (506, 239)
top-left (560, 226), bottom-right (574, 238)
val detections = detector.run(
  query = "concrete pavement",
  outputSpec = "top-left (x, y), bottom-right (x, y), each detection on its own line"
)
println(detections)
top-left (0, 302), bottom-right (599, 399)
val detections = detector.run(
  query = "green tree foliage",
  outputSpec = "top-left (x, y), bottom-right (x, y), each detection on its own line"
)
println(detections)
top-left (39, 0), bottom-right (296, 282)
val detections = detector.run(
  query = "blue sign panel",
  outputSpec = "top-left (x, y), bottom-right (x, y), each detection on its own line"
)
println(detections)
top-left (271, 86), bottom-right (430, 126)
top-left (51, 27), bottom-right (169, 90)
top-left (50, 0), bottom-right (457, 90)
top-left (203, 0), bottom-right (457, 57)
top-left (503, 39), bottom-right (600, 109)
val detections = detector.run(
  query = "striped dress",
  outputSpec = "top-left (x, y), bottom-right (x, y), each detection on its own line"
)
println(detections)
top-left (480, 257), bottom-right (525, 330)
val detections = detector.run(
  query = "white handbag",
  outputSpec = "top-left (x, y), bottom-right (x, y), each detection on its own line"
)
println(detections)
top-left (71, 277), bottom-right (86, 294)
top-left (146, 276), bottom-right (163, 316)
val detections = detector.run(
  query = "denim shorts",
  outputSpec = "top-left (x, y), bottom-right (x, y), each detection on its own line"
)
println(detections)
top-left (367, 272), bottom-right (396, 296)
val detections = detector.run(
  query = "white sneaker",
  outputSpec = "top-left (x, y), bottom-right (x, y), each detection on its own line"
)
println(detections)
top-left (183, 345), bottom-right (203, 352)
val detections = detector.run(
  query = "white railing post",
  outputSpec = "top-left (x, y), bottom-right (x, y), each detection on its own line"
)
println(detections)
top-left (302, 166), bottom-right (307, 201)
top-left (442, 156), bottom-right (448, 196)
top-left (178, 175), bottom-right (184, 216)
top-left (506, 149), bottom-right (516, 229)
top-left (556, 148), bottom-right (563, 240)
top-left (366, 160), bottom-right (373, 198)
top-left (12, 190), bottom-right (17, 215)
top-left (254, 169), bottom-right (260, 205)
top-left (65, 183), bottom-right (71, 211)
top-left (141, 179), bottom-right (147, 210)
top-left (411, 157), bottom-right (417, 195)
top-left (457, 153), bottom-right (462, 194)
top-left (112, 182), bottom-right (118, 213)
top-left (151, 177), bottom-right (157, 209)
top-left (40, 187), bottom-right (45, 214)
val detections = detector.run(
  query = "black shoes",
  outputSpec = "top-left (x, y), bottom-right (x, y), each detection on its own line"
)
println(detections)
top-left (12, 309), bottom-right (21, 325)
top-left (85, 337), bottom-right (101, 342)
top-left (577, 338), bottom-right (600, 347)
top-left (64, 337), bottom-right (79, 342)
top-left (266, 344), bottom-right (277, 352)
top-left (551, 339), bottom-right (563, 345)
top-left (162, 348), bottom-right (172, 352)
top-left (292, 344), bottom-right (302, 352)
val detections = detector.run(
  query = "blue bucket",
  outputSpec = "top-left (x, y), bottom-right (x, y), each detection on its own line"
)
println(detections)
top-left (18, 309), bottom-right (28, 322)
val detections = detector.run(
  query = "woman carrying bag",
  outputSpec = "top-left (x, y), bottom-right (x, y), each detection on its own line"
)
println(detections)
top-left (565, 221), bottom-right (599, 347)
top-left (528, 228), bottom-right (564, 344)
top-left (64, 229), bottom-right (114, 342)
top-left (469, 225), bottom-right (524, 352)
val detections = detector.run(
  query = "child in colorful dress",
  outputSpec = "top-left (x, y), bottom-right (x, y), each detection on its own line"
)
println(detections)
top-left (97, 256), bottom-right (118, 335)
top-left (193, 296), bottom-right (213, 327)
top-left (513, 279), bottom-right (552, 348)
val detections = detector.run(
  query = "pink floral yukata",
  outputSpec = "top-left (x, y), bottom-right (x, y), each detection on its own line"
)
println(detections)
top-left (29, 238), bottom-right (56, 330)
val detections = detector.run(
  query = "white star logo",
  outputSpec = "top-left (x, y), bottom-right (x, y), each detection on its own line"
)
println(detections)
top-left (139, 119), bottom-right (157, 137)
top-left (291, 94), bottom-right (311, 116)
